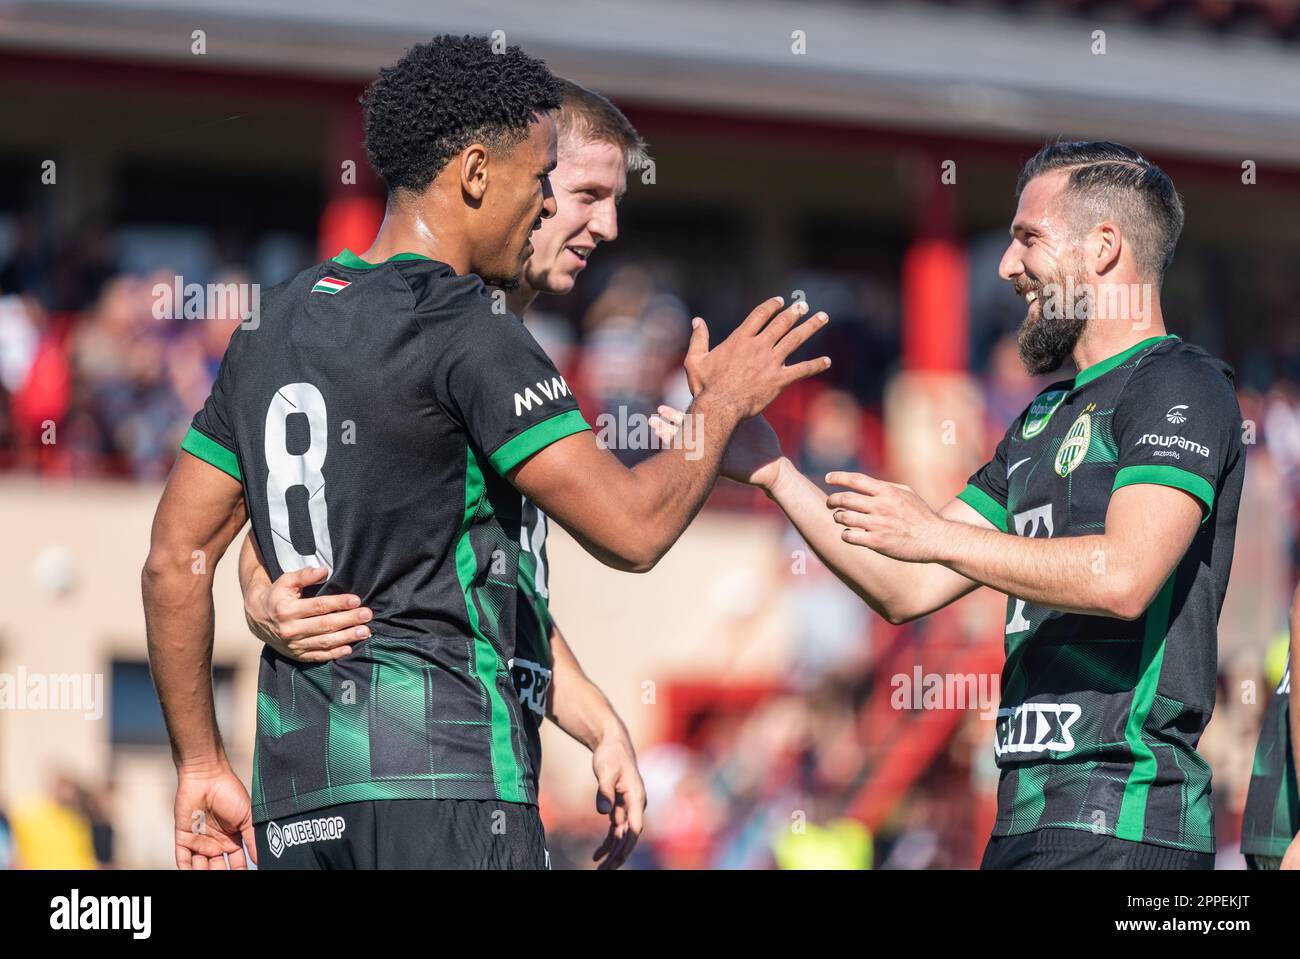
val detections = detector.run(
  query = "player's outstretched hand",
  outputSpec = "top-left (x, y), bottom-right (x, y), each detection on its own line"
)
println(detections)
top-left (682, 296), bottom-right (829, 419)
top-left (245, 564), bottom-right (372, 663)
top-left (590, 727), bottom-right (646, 870)
top-left (173, 765), bottom-right (257, 870)
top-left (653, 404), bottom-right (784, 489)
top-left (826, 471), bottom-right (947, 563)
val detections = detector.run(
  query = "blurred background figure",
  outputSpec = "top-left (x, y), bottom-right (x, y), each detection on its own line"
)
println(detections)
top-left (786, 389), bottom-right (874, 690)
top-left (9, 772), bottom-right (100, 870)
top-left (0, 805), bottom-right (13, 870)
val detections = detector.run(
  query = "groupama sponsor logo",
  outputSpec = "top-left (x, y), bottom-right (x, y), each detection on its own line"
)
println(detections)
top-left (1135, 434), bottom-right (1210, 457)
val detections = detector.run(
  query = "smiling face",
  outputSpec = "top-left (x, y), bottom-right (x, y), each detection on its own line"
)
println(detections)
top-left (473, 112), bottom-right (559, 289)
top-left (998, 170), bottom-right (1091, 375)
top-left (522, 137), bottom-right (626, 295)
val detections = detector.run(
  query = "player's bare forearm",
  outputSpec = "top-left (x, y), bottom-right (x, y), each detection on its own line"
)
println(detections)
top-left (546, 623), bottom-right (626, 749)
top-left (927, 504), bottom-right (1195, 618)
top-left (766, 457), bottom-right (981, 623)
top-left (830, 475), bottom-right (1201, 621)
top-left (929, 522), bottom-right (1124, 616)
top-left (143, 452), bottom-right (247, 773)
top-left (237, 531), bottom-right (270, 599)
top-left (512, 297), bottom-right (829, 572)
top-left (605, 387), bottom-right (742, 563)
top-left (513, 390), bottom-right (741, 572)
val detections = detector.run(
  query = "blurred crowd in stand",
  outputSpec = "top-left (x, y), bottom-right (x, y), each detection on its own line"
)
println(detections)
top-left (3, 224), bottom-right (1297, 869)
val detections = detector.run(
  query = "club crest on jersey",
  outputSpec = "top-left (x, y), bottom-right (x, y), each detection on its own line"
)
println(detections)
top-left (1022, 390), bottom-right (1067, 439)
top-left (311, 276), bottom-right (351, 295)
top-left (1054, 404), bottom-right (1094, 477)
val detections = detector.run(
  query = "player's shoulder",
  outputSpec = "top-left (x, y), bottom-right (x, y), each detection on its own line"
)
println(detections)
top-left (394, 259), bottom-right (512, 331)
top-left (268, 260), bottom-right (339, 302)
top-left (1129, 336), bottom-right (1238, 396)
top-left (1115, 336), bottom-right (1242, 431)
top-left (237, 260), bottom-right (348, 332)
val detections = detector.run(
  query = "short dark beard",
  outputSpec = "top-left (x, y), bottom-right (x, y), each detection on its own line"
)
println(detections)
top-left (1015, 270), bottom-right (1090, 375)
top-left (1017, 309), bottom-right (1086, 375)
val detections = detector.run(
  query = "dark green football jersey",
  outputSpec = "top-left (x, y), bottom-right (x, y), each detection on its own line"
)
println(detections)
top-left (1241, 658), bottom-right (1299, 856)
top-left (182, 249), bottom-right (590, 823)
top-left (512, 496), bottom-right (554, 777)
top-left (957, 335), bottom-right (1244, 852)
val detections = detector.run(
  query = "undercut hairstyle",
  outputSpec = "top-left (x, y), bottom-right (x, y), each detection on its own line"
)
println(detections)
top-left (1016, 140), bottom-right (1184, 281)
top-left (555, 79), bottom-right (649, 173)
top-left (362, 35), bottom-right (564, 195)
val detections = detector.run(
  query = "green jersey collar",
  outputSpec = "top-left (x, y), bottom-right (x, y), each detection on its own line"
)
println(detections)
top-left (332, 248), bottom-right (433, 269)
top-left (1073, 334), bottom-right (1178, 390)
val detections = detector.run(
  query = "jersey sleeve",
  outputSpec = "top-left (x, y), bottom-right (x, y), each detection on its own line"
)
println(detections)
top-left (956, 421), bottom-right (1014, 533)
top-left (1110, 349), bottom-right (1241, 519)
top-left (181, 347), bottom-right (242, 481)
top-left (428, 288), bottom-right (590, 476)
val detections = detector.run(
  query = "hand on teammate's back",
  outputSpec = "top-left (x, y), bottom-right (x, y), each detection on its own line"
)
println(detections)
top-left (244, 564), bottom-right (373, 663)
top-left (682, 296), bottom-right (830, 419)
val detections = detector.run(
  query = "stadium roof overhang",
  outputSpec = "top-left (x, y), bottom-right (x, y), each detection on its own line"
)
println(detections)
top-left (4, 0), bottom-right (1299, 167)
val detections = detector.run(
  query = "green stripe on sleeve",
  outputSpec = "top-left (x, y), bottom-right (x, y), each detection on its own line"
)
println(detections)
top-left (1113, 464), bottom-right (1214, 519)
top-left (488, 409), bottom-right (590, 475)
top-left (956, 483), bottom-right (1008, 533)
top-left (181, 426), bottom-right (241, 481)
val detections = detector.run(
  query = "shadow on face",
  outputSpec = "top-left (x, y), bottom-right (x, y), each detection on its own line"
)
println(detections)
top-left (471, 112), bottom-right (558, 289)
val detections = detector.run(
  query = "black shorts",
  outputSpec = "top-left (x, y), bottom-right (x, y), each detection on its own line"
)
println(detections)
top-left (981, 828), bottom-right (1214, 870)
top-left (254, 798), bottom-right (549, 870)
top-left (1245, 853), bottom-right (1282, 870)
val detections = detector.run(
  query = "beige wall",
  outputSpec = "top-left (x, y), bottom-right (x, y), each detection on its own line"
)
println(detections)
top-left (0, 477), bottom-right (795, 866)
top-left (0, 477), bottom-right (259, 866)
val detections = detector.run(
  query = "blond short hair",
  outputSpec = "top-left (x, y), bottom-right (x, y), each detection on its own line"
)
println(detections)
top-left (556, 79), bottom-right (649, 173)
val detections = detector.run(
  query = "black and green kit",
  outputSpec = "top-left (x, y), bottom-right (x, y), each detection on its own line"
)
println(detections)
top-left (183, 250), bottom-right (590, 823)
top-left (1240, 659), bottom-right (1299, 860)
top-left (512, 495), bottom-right (555, 778)
top-left (957, 335), bottom-right (1244, 853)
